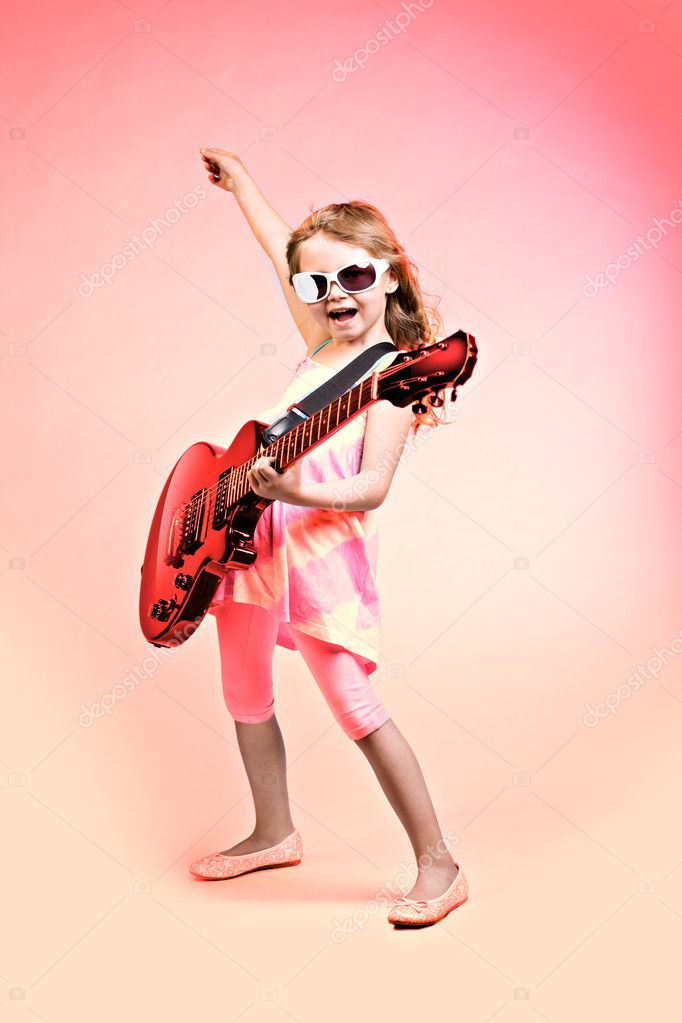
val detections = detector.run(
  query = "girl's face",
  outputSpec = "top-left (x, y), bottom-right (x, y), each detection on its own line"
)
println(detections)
top-left (297, 232), bottom-right (399, 345)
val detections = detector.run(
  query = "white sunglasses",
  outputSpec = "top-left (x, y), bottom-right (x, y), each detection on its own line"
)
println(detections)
top-left (291, 258), bottom-right (391, 303)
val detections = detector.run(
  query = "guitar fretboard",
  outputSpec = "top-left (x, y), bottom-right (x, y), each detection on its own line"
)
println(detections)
top-left (213, 373), bottom-right (377, 520)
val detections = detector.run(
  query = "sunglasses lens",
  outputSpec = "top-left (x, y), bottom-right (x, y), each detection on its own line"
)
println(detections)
top-left (337, 263), bottom-right (377, 292)
top-left (296, 273), bottom-right (328, 302)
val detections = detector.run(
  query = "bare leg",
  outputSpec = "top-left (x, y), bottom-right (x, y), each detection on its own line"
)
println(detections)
top-left (355, 718), bottom-right (459, 901)
top-left (218, 715), bottom-right (296, 856)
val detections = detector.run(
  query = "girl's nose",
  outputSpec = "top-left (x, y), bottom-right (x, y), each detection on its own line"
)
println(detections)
top-left (328, 280), bottom-right (346, 299)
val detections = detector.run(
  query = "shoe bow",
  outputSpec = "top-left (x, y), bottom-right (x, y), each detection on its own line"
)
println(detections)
top-left (394, 897), bottom-right (429, 911)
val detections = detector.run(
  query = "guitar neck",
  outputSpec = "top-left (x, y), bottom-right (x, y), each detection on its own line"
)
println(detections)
top-left (218, 374), bottom-right (375, 511)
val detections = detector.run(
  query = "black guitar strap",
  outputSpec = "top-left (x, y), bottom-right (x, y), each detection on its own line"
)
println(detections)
top-left (261, 341), bottom-right (397, 445)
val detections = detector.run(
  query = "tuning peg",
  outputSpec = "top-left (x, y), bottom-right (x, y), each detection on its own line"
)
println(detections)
top-left (412, 400), bottom-right (428, 414)
top-left (428, 389), bottom-right (444, 408)
top-left (449, 387), bottom-right (458, 403)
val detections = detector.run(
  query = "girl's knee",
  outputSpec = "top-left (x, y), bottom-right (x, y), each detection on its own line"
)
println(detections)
top-left (287, 627), bottom-right (390, 741)
top-left (222, 677), bottom-right (274, 724)
top-left (215, 598), bottom-right (278, 726)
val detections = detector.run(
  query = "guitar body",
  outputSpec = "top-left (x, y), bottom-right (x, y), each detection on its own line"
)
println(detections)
top-left (139, 418), bottom-right (272, 648)
top-left (139, 330), bottom-right (478, 649)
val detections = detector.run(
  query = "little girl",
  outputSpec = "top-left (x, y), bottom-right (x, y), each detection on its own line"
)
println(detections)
top-left (189, 147), bottom-right (469, 928)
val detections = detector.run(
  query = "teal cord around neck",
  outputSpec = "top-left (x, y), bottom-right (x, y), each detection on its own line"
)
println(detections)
top-left (311, 337), bottom-right (333, 356)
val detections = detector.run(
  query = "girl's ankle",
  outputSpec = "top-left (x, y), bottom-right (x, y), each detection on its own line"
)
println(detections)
top-left (253, 825), bottom-right (295, 843)
top-left (416, 852), bottom-right (456, 874)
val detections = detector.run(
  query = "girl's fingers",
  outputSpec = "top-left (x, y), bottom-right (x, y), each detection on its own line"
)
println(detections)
top-left (248, 457), bottom-right (274, 481)
top-left (199, 150), bottom-right (221, 180)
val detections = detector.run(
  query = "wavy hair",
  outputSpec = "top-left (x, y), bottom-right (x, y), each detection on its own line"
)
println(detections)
top-left (286, 200), bottom-right (458, 436)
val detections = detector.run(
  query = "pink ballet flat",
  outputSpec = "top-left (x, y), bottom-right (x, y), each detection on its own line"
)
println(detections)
top-left (190, 829), bottom-right (303, 880)
top-left (388, 863), bottom-right (469, 927)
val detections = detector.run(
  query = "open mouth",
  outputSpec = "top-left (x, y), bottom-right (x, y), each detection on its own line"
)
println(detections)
top-left (328, 308), bottom-right (358, 323)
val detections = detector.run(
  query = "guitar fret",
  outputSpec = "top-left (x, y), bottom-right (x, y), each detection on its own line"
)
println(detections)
top-left (219, 376), bottom-right (375, 521)
top-left (211, 370), bottom-right (386, 533)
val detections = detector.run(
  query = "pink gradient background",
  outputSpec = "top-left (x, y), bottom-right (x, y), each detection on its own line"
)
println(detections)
top-left (3, 0), bottom-right (682, 1017)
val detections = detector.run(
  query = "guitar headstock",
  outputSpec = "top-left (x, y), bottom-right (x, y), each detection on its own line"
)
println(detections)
top-left (377, 330), bottom-right (478, 412)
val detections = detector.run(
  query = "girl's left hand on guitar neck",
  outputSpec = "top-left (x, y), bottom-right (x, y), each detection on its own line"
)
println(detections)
top-left (247, 455), bottom-right (386, 513)
top-left (247, 455), bottom-right (306, 505)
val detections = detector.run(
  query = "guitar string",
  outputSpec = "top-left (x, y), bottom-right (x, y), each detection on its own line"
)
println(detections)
top-left (176, 357), bottom-right (406, 515)
top-left (178, 376), bottom-right (376, 519)
top-left (177, 350), bottom-right (451, 526)
top-left (175, 348), bottom-right (445, 527)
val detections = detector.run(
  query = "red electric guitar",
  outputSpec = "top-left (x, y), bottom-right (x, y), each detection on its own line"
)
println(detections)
top-left (139, 330), bottom-right (477, 649)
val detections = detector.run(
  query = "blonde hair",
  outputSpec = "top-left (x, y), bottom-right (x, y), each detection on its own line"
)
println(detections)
top-left (286, 200), bottom-right (458, 436)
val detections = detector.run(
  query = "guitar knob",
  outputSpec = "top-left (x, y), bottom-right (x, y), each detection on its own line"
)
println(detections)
top-left (428, 390), bottom-right (444, 408)
top-left (150, 598), bottom-right (178, 621)
top-left (174, 573), bottom-right (193, 591)
top-left (412, 401), bottom-right (428, 414)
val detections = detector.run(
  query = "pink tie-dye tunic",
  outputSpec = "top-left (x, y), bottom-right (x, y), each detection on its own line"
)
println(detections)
top-left (207, 349), bottom-right (400, 675)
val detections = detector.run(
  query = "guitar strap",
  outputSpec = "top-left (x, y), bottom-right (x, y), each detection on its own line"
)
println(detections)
top-left (261, 340), bottom-right (397, 445)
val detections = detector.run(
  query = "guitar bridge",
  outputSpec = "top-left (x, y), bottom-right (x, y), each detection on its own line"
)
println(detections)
top-left (177, 486), bottom-right (210, 555)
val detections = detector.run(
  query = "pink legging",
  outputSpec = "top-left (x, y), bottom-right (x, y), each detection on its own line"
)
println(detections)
top-left (213, 597), bottom-right (390, 741)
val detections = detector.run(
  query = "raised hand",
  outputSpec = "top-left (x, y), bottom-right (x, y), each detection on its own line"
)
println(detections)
top-left (199, 147), bottom-right (248, 194)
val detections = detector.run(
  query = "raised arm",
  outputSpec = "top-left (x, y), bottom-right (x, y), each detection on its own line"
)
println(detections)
top-left (199, 147), bottom-right (329, 352)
